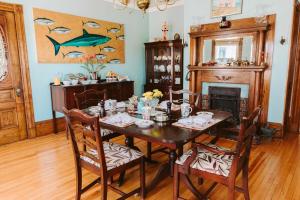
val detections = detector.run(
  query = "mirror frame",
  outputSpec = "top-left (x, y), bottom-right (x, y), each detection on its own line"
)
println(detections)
top-left (189, 18), bottom-right (269, 67)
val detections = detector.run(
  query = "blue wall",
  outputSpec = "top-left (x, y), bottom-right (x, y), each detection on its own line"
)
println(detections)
top-left (3, 0), bottom-right (149, 121)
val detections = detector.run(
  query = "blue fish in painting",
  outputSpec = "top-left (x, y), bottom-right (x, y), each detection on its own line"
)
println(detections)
top-left (47, 29), bottom-right (111, 56)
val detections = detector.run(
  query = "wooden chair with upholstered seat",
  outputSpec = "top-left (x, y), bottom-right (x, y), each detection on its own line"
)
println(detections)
top-left (146, 86), bottom-right (202, 161)
top-left (173, 106), bottom-right (262, 200)
top-left (63, 108), bottom-right (145, 200)
top-left (74, 89), bottom-right (121, 141)
top-left (168, 86), bottom-right (202, 109)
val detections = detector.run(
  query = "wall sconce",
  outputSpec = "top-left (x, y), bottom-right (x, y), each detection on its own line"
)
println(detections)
top-left (280, 36), bottom-right (286, 45)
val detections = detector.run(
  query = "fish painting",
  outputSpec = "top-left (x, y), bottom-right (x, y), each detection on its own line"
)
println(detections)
top-left (108, 59), bottom-right (121, 64)
top-left (34, 17), bottom-right (55, 26)
top-left (48, 27), bottom-right (71, 34)
top-left (116, 35), bottom-right (125, 40)
top-left (95, 53), bottom-right (107, 60)
top-left (47, 29), bottom-right (111, 56)
top-left (100, 46), bottom-right (116, 53)
top-left (83, 21), bottom-right (101, 28)
top-left (107, 25), bottom-right (121, 33)
top-left (62, 51), bottom-right (84, 59)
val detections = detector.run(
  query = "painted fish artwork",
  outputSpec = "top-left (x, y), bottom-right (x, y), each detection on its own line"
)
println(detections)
top-left (96, 53), bottom-right (107, 60)
top-left (62, 51), bottom-right (84, 58)
top-left (116, 35), bottom-right (125, 40)
top-left (108, 59), bottom-right (121, 64)
top-left (83, 21), bottom-right (101, 28)
top-left (48, 27), bottom-right (71, 34)
top-left (107, 26), bottom-right (121, 33)
top-left (101, 46), bottom-right (116, 53)
top-left (33, 8), bottom-right (125, 64)
top-left (34, 18), bottom-right (55, 26)
top-left (47, 29), bottom-right (111, 55)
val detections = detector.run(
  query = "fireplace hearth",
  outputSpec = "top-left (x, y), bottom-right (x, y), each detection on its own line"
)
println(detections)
top-left (208, 87), bottom-right (241, 123)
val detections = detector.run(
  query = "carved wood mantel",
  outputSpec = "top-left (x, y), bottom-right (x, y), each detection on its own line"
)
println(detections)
top-left (189, 66), bottom-right (266, 115)
top-left (188, 15), bottom-right (276, 124)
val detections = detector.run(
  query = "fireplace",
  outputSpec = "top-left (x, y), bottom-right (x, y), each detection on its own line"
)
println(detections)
top-left (208, 87), bottom-right (241, 123)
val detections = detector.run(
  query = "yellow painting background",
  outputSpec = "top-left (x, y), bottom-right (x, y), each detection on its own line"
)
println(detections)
top-left (33, 8), bottom-right (125, 63)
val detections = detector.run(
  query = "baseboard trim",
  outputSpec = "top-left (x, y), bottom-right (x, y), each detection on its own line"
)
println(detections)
top-left (268, 122), bottom-right (284, 138)
top-left (35, 117), bottom-right (66, 136)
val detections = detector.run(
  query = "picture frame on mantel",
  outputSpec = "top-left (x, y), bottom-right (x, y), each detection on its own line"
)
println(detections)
top-left (211, 0), bottom-right (243, 18)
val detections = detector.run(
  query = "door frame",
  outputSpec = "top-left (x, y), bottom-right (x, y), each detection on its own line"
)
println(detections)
top-left (0, 2), bottom-right (36, 138)
top-left (284, 1), bottom-right (300, 134)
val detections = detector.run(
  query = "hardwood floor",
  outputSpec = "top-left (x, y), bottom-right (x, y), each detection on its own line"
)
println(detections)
top-left (0, 132), bottom-right (299, 200)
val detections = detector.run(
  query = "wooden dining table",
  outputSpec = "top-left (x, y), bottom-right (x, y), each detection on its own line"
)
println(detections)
top-left (86, 107), bottom-right (232, 193)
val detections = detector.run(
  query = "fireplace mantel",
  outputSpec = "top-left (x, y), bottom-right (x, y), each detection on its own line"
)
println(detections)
top-left (189, 65), bottom-right (267, 72)
top-left (188, 15), bottom-right (276, 124)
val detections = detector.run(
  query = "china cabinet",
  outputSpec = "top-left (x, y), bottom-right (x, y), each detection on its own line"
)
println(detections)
top-left (144, 40), bottom-right (183, 97)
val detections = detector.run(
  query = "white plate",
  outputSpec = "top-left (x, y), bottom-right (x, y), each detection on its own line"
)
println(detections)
top-left (135, 120), bottom-right (154, 128)
top-left (196, 112), bottom-right (214, 116)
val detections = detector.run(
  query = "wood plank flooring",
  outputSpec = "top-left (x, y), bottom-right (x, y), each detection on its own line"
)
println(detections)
top-left (0, 132), bottom-right (299, 200)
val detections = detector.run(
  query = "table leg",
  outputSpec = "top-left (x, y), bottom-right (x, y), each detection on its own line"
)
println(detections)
top-left (169, 150), bottom-right (177, 177)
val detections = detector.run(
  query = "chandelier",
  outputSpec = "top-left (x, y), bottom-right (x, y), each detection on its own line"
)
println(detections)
top-left (113, 0), bottom-right (177, 12)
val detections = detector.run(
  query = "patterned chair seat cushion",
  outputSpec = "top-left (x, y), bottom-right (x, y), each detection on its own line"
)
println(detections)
top-left (85, 126), bottom-right (113, 137)
top-left (176, 144), bottom-right (234, 177)
top-left (80, 142), bottom-right (143, 171)
top-left (101, 129), bottom-right (114, 137)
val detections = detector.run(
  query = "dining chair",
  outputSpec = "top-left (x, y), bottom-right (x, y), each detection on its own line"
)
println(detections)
top-left (146, 86), bottom-right (202, 161)
top-left (74, 89), bottom-right (121, 141)
top-left (173, 106), bottom-right (262, 200)
top-left (63, 108), bottom-right (145, 200)
top-left (213, 107), bottom-right (262, 144)
top-left (74, 89), bottom-right (107, 110)
top-left (168, 86), bottom-right (202, 109)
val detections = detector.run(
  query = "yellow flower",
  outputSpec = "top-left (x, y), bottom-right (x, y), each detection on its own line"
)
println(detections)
top-left (143, 91), bottom-right (153, 97)
top-left (153, 90), bottom-right (163, 98)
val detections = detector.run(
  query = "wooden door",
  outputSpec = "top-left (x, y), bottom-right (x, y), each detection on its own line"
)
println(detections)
top-left (0, 9), bottom-right (27, 144)
top-left (285, 3), bottom-right (300, 134)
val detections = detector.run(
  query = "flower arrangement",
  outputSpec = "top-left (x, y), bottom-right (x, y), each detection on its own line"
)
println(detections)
top-left (80, 54), bottom-right (106, 79)
top-left (143, 89), bottom-right (163, 100)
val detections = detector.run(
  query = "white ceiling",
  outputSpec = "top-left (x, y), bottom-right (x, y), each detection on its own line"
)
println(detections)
top-left (103, 0), bottom-right (184, 12)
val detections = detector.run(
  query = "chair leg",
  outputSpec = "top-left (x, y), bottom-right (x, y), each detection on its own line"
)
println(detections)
top-left (140, 157), bottom-right (146, 199)
top-left (147, 142), bottom-right (152, 160)
top-left (243, 165), bottom-right (250, 200)
top-left (101, 177), bottom-right (108, 200)
top-left (173, 164), bottom-right (180, 200)
top-left (75, 166), bottom-right (82, 200)
top-left (227, 183), bottom-right (235, 200)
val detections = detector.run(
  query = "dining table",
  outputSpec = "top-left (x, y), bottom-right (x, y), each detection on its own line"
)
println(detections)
top-left (85, 105), bottom-right (232, 194)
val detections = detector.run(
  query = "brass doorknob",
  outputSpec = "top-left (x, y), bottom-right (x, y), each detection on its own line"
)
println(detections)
top-left (16, 88), bottom-right (22, 97)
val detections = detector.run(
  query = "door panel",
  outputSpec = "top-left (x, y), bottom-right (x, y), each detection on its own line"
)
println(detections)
top-left (0, 10), bottom-right (27, 145)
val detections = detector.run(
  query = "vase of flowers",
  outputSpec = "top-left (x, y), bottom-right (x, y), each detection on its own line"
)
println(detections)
top-left (80, 54), bottom-right (106, 80)
top-left (141, 89), bottom-right (163, 117)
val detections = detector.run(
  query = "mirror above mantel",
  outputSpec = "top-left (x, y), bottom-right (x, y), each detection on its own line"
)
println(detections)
top-left (189, 16), bottom-right (270, 68)
top-left (203, 35), bottom-right (256, 65)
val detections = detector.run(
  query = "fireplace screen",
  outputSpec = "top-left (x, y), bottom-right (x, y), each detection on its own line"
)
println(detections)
top-left (209, 86), bottom-right (241, 123)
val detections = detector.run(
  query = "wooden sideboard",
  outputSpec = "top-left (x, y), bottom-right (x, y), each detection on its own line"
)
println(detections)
top-left (50, 81), bottom-right (134, 133)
